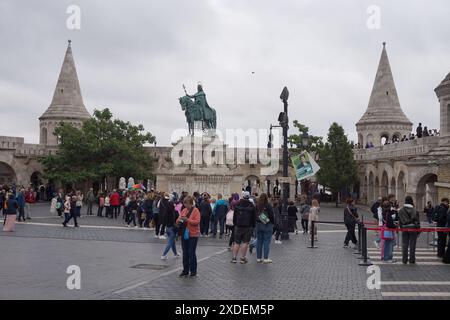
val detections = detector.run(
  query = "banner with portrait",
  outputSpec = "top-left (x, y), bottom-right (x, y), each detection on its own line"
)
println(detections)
top-left (291, 151), bottom-right (320, 181)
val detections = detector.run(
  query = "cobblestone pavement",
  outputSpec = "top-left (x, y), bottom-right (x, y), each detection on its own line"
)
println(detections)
top-left (0, 203), bottom-right (449, 299)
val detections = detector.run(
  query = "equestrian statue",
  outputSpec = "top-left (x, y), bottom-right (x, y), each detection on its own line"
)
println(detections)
top-left (179, 82), bottom-right (217, 135)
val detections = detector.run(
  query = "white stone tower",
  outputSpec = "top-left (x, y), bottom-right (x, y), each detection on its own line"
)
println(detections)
top-left (356, 43), bottom-right (412, 147)
top-left (435, 72), bottom-right (450, 137)
top-left (39, 40), bottom-right (91, 146)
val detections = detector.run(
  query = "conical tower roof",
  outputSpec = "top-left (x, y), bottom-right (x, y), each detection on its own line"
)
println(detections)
top-left (357, 43), bottom-right (412, 126)
top-left (39, 40), bottom-right (91, 120)
top-left (435, 71), bottom-right (450, 97)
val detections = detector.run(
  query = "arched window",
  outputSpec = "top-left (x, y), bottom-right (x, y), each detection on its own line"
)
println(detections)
top-left (40, 127), bottom-right (48, 145)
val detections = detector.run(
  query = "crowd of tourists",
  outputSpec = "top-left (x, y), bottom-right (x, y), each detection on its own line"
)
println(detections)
top-left (1, 184), bottom-right (39, 231)
top-left (366, 195), bottom-right (450, 264)
top-left (353, 123), bottom-right (440, 149)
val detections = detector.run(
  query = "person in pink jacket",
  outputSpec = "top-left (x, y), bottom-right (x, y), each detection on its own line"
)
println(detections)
top-left (176, 195), bottom-right (200, 277)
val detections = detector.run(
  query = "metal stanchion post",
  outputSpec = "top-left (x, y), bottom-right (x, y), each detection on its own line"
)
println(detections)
top-left (354, 222), bottom-right (362, 255)
top-left (359, 226), bottom-right (372, 266)
top-left (307, 221), bottom-right (317, 249)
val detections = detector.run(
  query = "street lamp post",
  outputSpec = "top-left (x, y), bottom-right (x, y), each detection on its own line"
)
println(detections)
top-left (280, 87), bottom-right (290, 240)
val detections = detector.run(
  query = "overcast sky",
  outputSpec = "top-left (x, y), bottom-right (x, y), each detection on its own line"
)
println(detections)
top-left (1, 0), bottom-right (449, 147)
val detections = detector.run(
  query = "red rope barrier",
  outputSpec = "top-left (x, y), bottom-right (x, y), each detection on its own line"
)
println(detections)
top-left (365, 226), bottom-right (450, 232)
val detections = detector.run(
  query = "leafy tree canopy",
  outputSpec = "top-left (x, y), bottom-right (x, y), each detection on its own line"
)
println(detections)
top-left (288, 120), bottom-right (323, 153)
top-left (40, 108), bottom-right (156, 185)
top-left (316, 122), bottom-right (357, 200)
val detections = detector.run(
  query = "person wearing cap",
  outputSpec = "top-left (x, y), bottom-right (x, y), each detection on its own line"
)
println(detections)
top-left (231, 191), bottom-right (256, 264)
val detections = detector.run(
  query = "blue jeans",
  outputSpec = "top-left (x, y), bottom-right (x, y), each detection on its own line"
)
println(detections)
top-left (256, 223), bottom-right (273, 259)
top-left (163, 226), bottom-right (178, 256)
top-left (211, 212), bottom-right (226, 236)
top-left (181, 236), bottom-right (198, 274)
top-left (383, 238), bottom-right (395, 261)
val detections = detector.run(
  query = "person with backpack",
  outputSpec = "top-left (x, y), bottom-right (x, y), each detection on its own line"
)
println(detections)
top-left (299, 196), bottom-right (310, 234)
top-left (255, 193), bottom-right (275, 263)
top-left (97, 193), bottom-right (105, 217)
top-left (371, 197), bottom-right (382, 247)
top-left (212, 194), bottom-right (228, 239)
top-left (177, 195), bottom-right (200, 277)
top-left (55, 190), bottom-right (64, 217)
top-left (343, 198), bottom-right (359, 248)
top-left (85, 188), bottom-right (96, 215)
top-left (16, 188), bottom-right (26, 222)
top-left (199, 193), bottom-right (212, 237)
top-left (126, 195), bottom-right (139, 228)
top-left (398, 196), bottom-right (420, 264)
top-left (3, 193), bottom-right (18, 232)
top-left (231, 191), bottom-right (256, 264)
top-left (443, 208), bottom-right (450, 264)
top-left (142, 192), bottom-right (154, 229)
top-left (161, 194), bottom-right (180, 260)
top-left (424, 201), bottom-right (433, 225)
top-left (433, 198), bottom-right (449, 258)
top-left (380, 200), bottom-right (397, 262)
top-left (227, 193), bottom-right (239, 249)
top-left (273, 201), bottom-right (282, 244)
top-left (62, 195), bottom-right (79, 228)
top-left (287, 201), bottom-right (299, 235)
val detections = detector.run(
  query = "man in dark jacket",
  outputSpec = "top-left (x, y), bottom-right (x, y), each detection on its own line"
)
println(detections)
top-left (231, 191), bottom-right (256, 264)
top-left (343, 198), bottom-right (359, 248)
top-left (199, 194), bottom-right (212, 236)
top-left (398, 196), bottom-right (420, 264)
top-left (142, 195), bottom-right (154, 229)
top-left (434, 198), bottom-right (449, 258)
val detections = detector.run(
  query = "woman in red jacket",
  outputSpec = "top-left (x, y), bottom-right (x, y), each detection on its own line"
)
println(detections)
top-left (176, 195), bottom-right (200, 277)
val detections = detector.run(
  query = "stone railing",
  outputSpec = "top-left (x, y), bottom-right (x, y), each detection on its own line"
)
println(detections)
top-left (353, 136), bottom-right (440, 161)
top-left (14, 144), bottom-right (58, 157)
top-left (0, 136), bottom-right (25, 150)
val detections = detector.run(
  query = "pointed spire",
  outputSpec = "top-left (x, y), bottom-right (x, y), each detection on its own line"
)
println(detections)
top-left (357, 42), bottom-right (412, 125)
top-left (39, 41), bottom-right (91, 120)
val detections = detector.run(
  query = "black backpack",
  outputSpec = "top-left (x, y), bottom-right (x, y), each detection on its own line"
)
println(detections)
top-left (371, 202), bottom-right (380, 220)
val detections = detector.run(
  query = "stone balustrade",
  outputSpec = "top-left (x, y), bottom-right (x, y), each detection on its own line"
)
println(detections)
top-left (0, 136), bottom-right (24, 150)
top-left (14, 144), bottom-right (58, 157)
top-left (353, 136), bottom-right (440, 161)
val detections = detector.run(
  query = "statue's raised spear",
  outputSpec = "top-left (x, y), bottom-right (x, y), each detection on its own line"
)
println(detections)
top-left (182, 84), bottom-right (188, 95)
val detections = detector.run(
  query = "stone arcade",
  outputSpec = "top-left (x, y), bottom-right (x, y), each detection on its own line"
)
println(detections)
top-left (354, 43), bottom-right (450, 208)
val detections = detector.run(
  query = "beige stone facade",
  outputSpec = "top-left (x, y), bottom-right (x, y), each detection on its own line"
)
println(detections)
top-left (355, 44), bottom-right (450, 208)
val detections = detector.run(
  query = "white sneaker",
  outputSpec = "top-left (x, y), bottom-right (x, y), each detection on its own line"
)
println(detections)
top-left (160, 255), bottom-right (168, 260)
top-left (263, 259), bottom-right (273, 264)
top-left (126, 225), bottom-right (130, 228)
top-left (134, 226), bottom-right (138, 229)
top-left (154, 235), bottom-right (159, 238)
top-left (257, 259), bottom-right (263, 263)
top-left (174, 254), bottom-right (180, 258)
top-left (159, 235), bottom-right (166, 240)
top-left (373, 241), bottom-right (380, 249)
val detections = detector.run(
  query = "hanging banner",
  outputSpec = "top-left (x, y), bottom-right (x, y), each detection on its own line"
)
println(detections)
top-left (291, 151), bottom-right (320, 181)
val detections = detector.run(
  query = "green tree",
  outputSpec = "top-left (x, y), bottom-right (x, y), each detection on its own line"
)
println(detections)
top-left (40, 108), bottom-right (156, 187)
top-left (288, 120), bottom-right (323, 153)
top-left (316, 122), bottom-right (357, 207)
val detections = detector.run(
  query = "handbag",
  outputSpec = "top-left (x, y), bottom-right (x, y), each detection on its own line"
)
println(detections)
top-left (179, 207), bottom-right (194, 239)
top-left (183, 227), bottom-right (190, 240)
top-left (258, 208), bottom-right (270, 224)
top-left (381, 227), bottom-right (395, 240)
